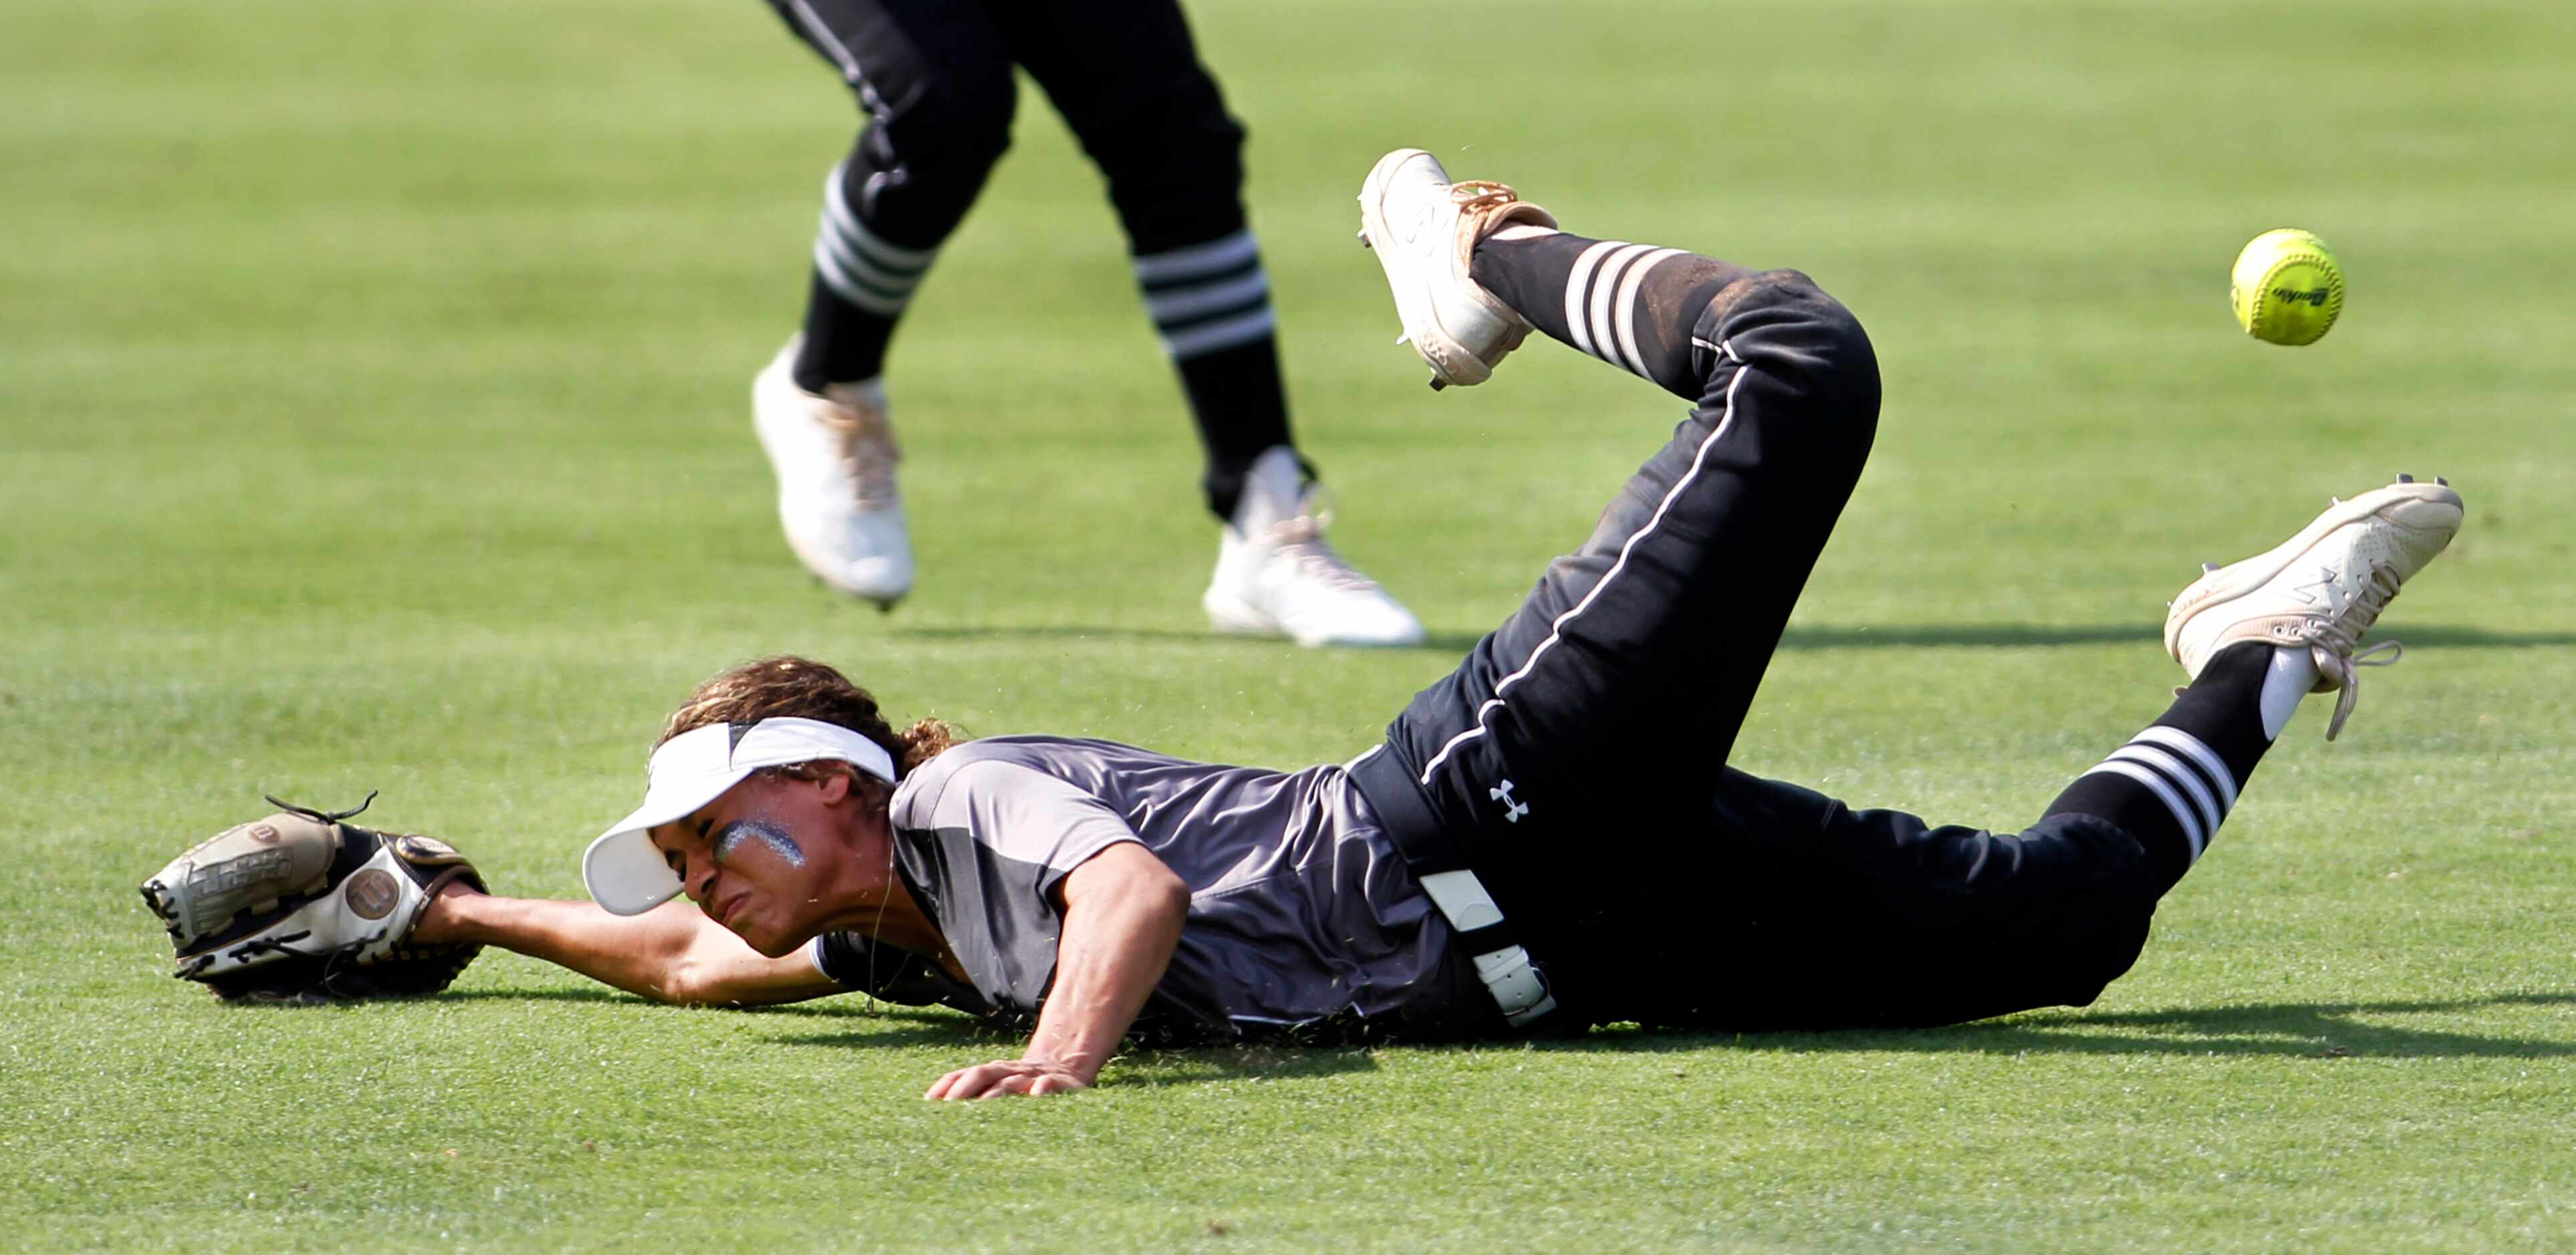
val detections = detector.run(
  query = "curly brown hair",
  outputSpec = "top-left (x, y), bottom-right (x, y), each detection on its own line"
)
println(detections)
top-left (656, 656), bottom-right (961, 790)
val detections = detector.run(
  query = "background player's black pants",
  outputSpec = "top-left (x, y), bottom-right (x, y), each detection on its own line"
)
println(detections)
top-left (766, 0), bottom-right (1246, 254)
top-left (1350, 261), bottom-right (2166, 1032)
top-left (765, 0), bottom-right (1291, 518)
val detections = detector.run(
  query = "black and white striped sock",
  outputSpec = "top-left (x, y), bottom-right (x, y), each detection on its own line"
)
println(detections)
top-left (1558, 239), bottom-right (1689, 380)
top-left (1133, 228), bottom-right (1298, 521)
top-left (814, 159), bottom-right (937, 319)
top-left (1469, 230), bottom-right (1747, 400)
top-left (2042, 643), bottom-right (2280, 889)
top-left (796, 160), bottom-right (943, 390)
top-left (1132, 229), bottom-right (1277, 361)
top-left (2074, 726), bottom-right (2241, 868)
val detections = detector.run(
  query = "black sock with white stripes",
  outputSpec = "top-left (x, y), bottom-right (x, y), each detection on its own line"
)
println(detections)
top-left (1470, 231), bottom-right (1750, 400)
top-left (795, 160), bottom-right (942, 391)
top-left (2042, 642), bottom-right (2283, 890)
top-left (1132, 229), bottom-right (1295, 521)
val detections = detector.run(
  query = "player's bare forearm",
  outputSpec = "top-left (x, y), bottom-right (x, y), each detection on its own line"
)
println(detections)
top-left (416, 885), bottom-right (841, 1006)
top-left (924, 843), bottom-right (1188, 1099)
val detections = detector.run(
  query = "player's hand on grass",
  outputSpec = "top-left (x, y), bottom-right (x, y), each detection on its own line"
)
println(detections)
top-left (925, 1057), bottom-right (1094, 1100)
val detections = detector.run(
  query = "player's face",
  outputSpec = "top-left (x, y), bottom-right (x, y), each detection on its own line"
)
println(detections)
top-left (647, 774), bottom-right (848, 958)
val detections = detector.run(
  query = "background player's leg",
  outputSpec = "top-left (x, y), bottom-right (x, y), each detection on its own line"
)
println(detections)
top-left (766, 0), bottom-right (1016, 391)
top-left (752, 0), bottom-right (1016, 607)
top-left (1003, 1), bottom-right (1420, 647)
top-left (999, 0), bottom-right (1274, 518)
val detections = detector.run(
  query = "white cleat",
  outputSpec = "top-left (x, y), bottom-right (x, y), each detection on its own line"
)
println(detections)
top-left (1203, 446), bottom-right (1426, 648)
top-left (2165, 477), bottom-right (2463, 739)
top-left (752, 339), bottom-right (914, 609)
top-left (1357, 148), bottom-right (1557, 389)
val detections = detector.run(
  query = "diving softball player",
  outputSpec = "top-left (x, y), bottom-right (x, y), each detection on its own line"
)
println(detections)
top-left (149, 148), bottom-right (2462, 1099)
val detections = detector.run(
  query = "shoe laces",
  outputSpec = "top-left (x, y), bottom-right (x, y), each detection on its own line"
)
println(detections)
top-left (1446, 180), bottom-right (1528, 267)
top-left (1258, 491), bottom-right (1384, 595)
top-left (1448, 180), bottom-right (1524, 215)
top-left (818, 394), bottom-right (901, 511)
top-left (2293, 559), bottom-right (2408, 741)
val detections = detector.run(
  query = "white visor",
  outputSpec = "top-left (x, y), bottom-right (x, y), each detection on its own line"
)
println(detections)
top-left (582, 717), bottom-right (897, 916)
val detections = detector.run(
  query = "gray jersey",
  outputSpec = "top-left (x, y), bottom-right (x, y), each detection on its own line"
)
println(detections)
top-left (810, 736), bottom-right (1487, 1040)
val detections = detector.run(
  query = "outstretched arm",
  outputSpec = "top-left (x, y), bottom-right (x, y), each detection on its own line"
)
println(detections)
top-left (922, 842), bottom-right (1189, 1099)
top-left (414, 885), bottom-right (842, 1006)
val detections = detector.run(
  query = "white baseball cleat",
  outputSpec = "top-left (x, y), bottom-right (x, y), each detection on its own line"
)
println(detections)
top-left (1357, 148), bottom-right (1557, 389)
top-left (1204, 446), bottom-right (1425, 648)
top-left (753, 339), bottom-right (914, 609)
top-left (2166, 475), bottom-right (2463, 739)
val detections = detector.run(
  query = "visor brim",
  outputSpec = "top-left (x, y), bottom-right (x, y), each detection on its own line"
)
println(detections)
top-left (580, 773), bottom-right (748, 915)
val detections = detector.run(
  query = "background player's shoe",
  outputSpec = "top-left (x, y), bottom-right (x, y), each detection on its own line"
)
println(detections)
top-left (1203, 446), bottom-right (1425, 648)
top-left (2166, 476), bottom-right (2463, 739)
top-left (753, 339), bottom-right (914, 609)
top-left (1357, 148), bottom-right (1557, 388)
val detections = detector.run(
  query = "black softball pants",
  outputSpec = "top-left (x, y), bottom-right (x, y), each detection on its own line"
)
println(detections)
top-left (1348, 265), bottom-right (2167, 1033)
top-left (763, 0), bottom-right (1249, 255)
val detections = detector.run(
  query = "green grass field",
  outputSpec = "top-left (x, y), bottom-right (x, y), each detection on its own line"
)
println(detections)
top-left (7, 0), bottom-right (2575, 1248)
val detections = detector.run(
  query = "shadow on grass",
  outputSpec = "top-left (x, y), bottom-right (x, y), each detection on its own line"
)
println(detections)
top-left (434, 988), bottom-right (652, 1007)
top-left (767, 1028), bottom-right (1382, 1087)
top-left (767, 1021), bottom-right (1014, 1050)
top-left (1110, 1044), bottom-right (1382, 1087)
top-left (1511, 990), bottom-right (2576, 1062)
top-left (890, 622), bottom-right (2575, 654)
top-left (204, 987), bottom-right (667, 1012)
top-left (753, 990), bottom-right (2576, 1085)
top-left (1783, 623), bottom-right (2160, 648)
top-left (378, 989), bottom-right (2576, 1086)
top-left (1776, 623), bottom-right (2576, 650)
top-left (890, 624), bottom-right (1484, 654)
top-left (432, 988), bottom-right (1024, 1049)
top-left (760, 1020), bottom-right (1383, 1085)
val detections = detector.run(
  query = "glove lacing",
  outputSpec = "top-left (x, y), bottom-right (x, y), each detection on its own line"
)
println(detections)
top-left (263, 790), bottom-right (378, 825)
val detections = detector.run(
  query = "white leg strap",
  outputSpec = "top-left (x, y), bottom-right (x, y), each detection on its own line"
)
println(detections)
top-left (1472, 944), bottom-right (1559, 1027)
top-left (1418, 869), bottom-right (1505, 931)
top-left (1418, 869), bottom-right (1557, 1025)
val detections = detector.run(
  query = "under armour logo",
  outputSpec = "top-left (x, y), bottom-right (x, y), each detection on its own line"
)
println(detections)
top-left (1489, 779), bottom-right (1529, 823)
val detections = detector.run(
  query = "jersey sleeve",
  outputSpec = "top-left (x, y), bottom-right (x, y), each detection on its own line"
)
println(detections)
top-left (917, 758), bottom-right (1146, 900)
top-left (806, 932), bottom-right (969, 1008)
top-left (891, 756), bottom-right (1152, 1012)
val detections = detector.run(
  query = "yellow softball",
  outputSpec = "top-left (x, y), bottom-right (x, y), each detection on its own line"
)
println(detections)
top-left (2231, 229), bottom-right (2344, 346)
